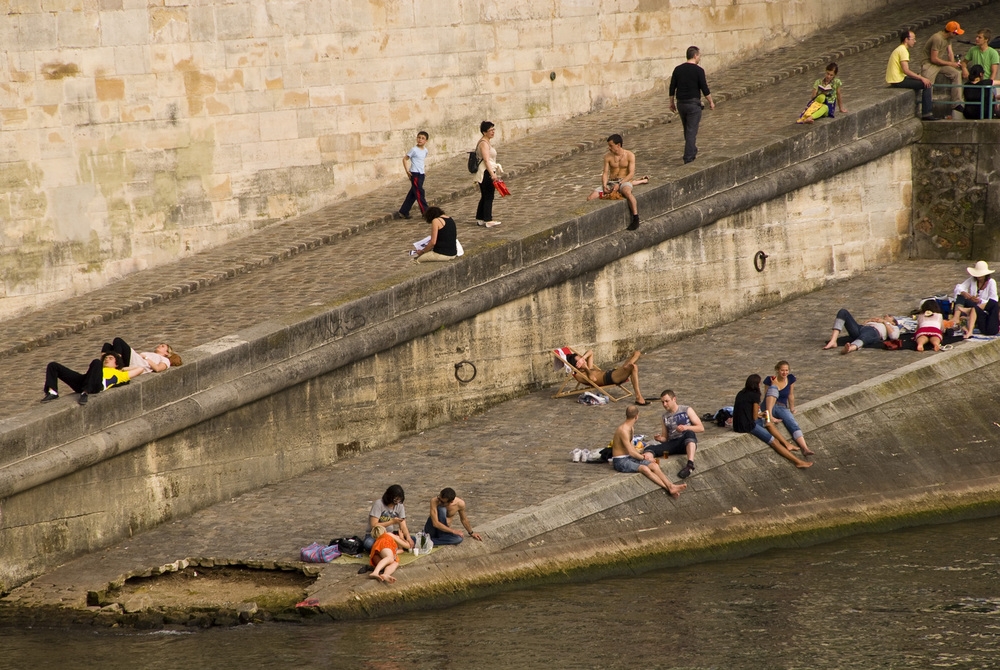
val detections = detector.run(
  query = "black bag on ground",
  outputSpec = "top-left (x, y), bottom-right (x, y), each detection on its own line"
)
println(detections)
top-left (713, 408), bottom-right (732, 427)
top-left (467, 151), bottom-right (480, 173)
top-left (330, 536), bottom-right (363, 555)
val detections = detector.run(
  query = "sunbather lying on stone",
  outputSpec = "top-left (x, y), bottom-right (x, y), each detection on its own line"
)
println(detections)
top-left (101, 337), bottom-right (182, 372)
top-left (41, 351), bottom-right (144, 406)
top-left (822, 309), bottom-right (899, 353)
top-left (565, 349), bottom-right (650, 405)
top-left (610, 406), bottom-right (686, 497)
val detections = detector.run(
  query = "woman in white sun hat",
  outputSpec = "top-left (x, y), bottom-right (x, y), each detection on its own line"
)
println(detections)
top-left (953, 260), bottom-right (999, 338)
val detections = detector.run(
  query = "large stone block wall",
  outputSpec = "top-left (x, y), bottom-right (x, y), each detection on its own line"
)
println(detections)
top-left (0, 0), bottom-right (906, 319)
top-left (911, 122), bottom-right (1000, 260)
top-left (0, 148), bottom-right (911, 592)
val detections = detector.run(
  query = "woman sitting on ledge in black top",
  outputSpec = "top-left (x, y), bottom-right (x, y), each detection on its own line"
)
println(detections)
top-left (413, 206), bottom-right (459, 263)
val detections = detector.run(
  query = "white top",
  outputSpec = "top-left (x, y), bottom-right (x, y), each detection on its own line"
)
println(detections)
top-left (133, 349), bottom-right (171, 373)
top-left (406, 145), bottom-right (427, 173)
top-left (475, 141), bottom-right (498, 184)
top-left (955, 277), bottom-right (998, 304)
top-left (865, 321), bottom-right (900, 341)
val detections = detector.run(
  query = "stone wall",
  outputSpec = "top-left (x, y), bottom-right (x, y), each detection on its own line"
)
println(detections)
top-left (0, 0), bottom-right (907, 319)
top-left (0, 145), bottom-right (912, 593)
top-left (911, 122), bottom-right (1000, 260)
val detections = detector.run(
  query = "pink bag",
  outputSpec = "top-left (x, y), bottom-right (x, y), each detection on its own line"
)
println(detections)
top-left (300, 542), bottom-right (341, 562)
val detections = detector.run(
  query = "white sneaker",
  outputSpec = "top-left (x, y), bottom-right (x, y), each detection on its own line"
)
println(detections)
top-left (476, 220), bottom-right (485, 226)
top-left (581, 449), bottom-right (591, 462)
top-left (484, 220), bottom-right (502, 228)
top-left (571, 448), bottom-right (583, 462)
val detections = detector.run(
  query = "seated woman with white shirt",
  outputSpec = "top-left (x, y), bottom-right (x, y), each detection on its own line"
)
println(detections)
top-left (953, 260), bottom-right (999, 338)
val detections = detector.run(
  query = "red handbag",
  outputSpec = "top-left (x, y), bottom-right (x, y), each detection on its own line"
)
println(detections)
top-left (494, 179), bottom-right (511, 197)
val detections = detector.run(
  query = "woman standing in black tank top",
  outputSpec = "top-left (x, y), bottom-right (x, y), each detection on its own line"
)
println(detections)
top-left (414, 206), bottom-right (459, 262)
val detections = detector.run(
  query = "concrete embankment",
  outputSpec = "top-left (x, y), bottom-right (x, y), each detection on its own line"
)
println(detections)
top-left (311, 338), bottom-right (1000, 619)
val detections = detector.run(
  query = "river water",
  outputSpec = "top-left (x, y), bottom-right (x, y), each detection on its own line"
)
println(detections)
top-left (4, 515), bottom-right (1000, 669)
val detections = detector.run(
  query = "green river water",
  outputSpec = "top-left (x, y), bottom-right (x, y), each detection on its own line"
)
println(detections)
top-left (3, 514), bottom-right (1000, 669)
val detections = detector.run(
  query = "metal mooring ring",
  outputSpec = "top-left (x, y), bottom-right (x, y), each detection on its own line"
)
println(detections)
top-left (754, 250), bottom-right (768, 273)
top-left (454, 360), bottom-right (477, 383)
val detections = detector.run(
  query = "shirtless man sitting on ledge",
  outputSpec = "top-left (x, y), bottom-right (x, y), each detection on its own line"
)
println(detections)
top-left (565, 349), bottom-right (650, 406)
top-left (611, 405), bottom-right (687, 497)
top-left (586, 134), bottom-right (646, 230)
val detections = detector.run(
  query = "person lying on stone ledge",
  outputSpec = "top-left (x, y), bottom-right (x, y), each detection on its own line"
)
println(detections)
top-left (610, 405), bottom-right (687, 497)
top-left (368, 525), bottom-right (403, 584)
top-left (101, 336), bottom-right (182, 372)
top-left (822, 309), bottom-right (899, 353)
top-left (41, 351), bottom-right (144, 406)
top-left (565, 349), bottom-right (651, 405)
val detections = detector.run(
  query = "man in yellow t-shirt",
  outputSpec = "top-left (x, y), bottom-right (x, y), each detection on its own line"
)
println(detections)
top-left (922, 21), bottom-right (964, 108)
top-left (886, 29), bottom-right (934, 119)
top-left (42, 352), bottom-right (142, 406)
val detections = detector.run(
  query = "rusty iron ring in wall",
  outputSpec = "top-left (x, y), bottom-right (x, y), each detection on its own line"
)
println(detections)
top-left (754, 251), bottom-right (768, 273)
top-left (454, 360), bottom-right (477, 383)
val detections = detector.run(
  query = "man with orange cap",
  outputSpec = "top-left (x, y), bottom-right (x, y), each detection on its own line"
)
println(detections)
top-left (922, 21), bottom-right (965, 114)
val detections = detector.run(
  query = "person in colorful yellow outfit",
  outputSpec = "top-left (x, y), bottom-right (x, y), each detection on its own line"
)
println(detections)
top-left (41, 351), bottom-right (143, 405)
top-left (797, 63), bottom-right (847, 123)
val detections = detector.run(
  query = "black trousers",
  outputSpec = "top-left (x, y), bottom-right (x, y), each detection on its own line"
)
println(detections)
top-left (102, 337), bottom-right (133, 366)
top-left (890, 78), bottom-right (933, 116)
top-left (44, 359), bottom-right (104, 395)
top-left (476, 173), bottom-right (495, 221)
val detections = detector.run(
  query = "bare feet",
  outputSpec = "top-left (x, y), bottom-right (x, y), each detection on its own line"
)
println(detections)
top-left (803, 117), bottom-right (814, 124)
top-left (371, 573), bottom-right (385, 582)
top-left (916, 343), bottom-right (924, 351)
top-left (384, 575), bottom-right (397, 584)
top-left (796, 461), bottom-right (814, 469)
top-left (933, 342), bottom-right (941, 351)
top-left (822, 340), bottom-right (838, 350)
top-left (841, 343), bottom-right (856, 354)
top-left (788, 445), bottom-right (801, 452)
top-left (668, 483), bottom-right (688, 498)
top-left (801, 447), bottom-right (815, 456)
top-left (964, 330), bottom-right (972, 339)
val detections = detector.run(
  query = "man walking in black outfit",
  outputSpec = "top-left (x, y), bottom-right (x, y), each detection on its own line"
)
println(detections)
top-left (669, 46), bottom-right (715, 164)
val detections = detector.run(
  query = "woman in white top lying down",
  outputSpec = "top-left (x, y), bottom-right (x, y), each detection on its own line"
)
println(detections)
top-left (101, 337), bottom-right (182, 375)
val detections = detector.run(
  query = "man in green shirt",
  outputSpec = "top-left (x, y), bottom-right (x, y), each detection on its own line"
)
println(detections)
top-left (922, 21), bottom-right (964, 110)
top-left (962, 28), bottom-right (1000, 81)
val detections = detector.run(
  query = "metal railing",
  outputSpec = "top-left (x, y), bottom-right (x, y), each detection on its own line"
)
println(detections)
top-left (931, 82), bottom-right (998, 119)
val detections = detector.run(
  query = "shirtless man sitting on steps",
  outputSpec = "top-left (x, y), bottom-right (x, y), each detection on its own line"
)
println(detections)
top-left (611, 406), bottom-right (687, 497)
top-left (586, 134), bottom-right (645, 230)
top-left (565, 349), bottom-right (650, 405)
